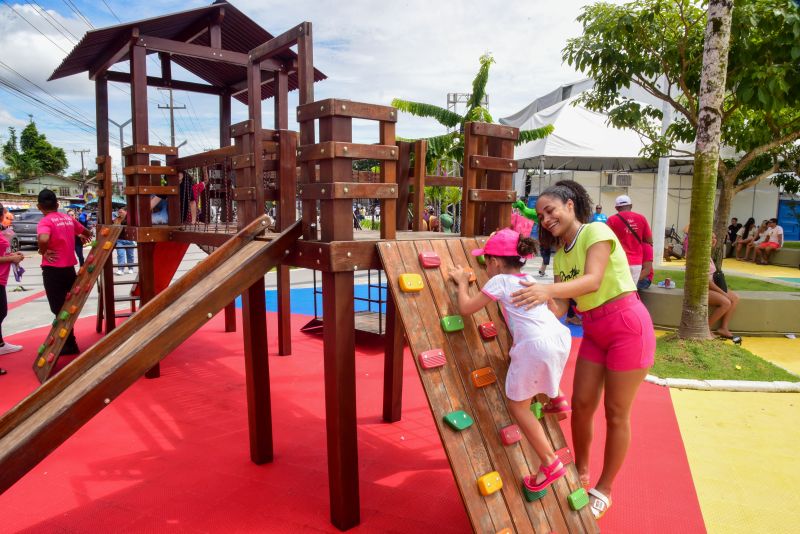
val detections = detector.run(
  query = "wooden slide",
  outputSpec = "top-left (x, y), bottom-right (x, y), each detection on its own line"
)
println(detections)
top-left (0, 217), bottom-right (301, 494)
top-left (378, 238), bottom-right (598, 534)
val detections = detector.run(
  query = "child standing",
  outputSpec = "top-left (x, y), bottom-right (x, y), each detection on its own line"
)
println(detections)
top-left (37, 189), bottom-right (92, 355)
top-left (448, 228), bottom-right (572, 493)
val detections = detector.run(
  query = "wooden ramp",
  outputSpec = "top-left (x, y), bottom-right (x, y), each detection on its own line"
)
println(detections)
top-left (378, 238), bottom-right (598, 534)
top-left (0, 218), bottom-right (301, 495)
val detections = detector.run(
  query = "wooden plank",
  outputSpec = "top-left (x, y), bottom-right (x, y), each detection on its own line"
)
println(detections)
top-left (297, 142), bottom-right (398, 162)
top-left (122, 144), bottom-right (178, 157)
top-left (469, 189), bottom-right (517, 203)
top-left (121, 226), bottom-right (175, 243)
top-left (412, 140), bottom-right (427, 232)
top-left (382, 291), bottom-right (404, 422)
top-left (276, 128), bottom-right (295, 356)
top-left (249, 22), bottom-right (310, 63)
top-left (32, 226), bottom-right (122, 382)
top-left (123, 165), bottom-right (177, 176)
top-left (297, 98), bottom-right (397, 123)
top-left (469, 121), bottom-right (519, 140)
top-left (395, 141), bottom-right (412, 230)
top-left (379, 120), bottom-right (397, 240)
top-left (469, 154), bottom-right (517, 172)
top-left (299, 182), bottom-right (399, 200)
top-left (378, 241), bottom-right (498, 534)
top-left (123, 186), bottom-right (178, 196)
top-left (137, 35), bottom-right (252, 67)
top-left (461, 126), bottom-right (479, 237)
top-left (104, 70), bottom-right (224, 96)
top-left (425, 175), bottom-right (463, 187)
top-left (230, 119), bottom-right (254, 137)
top-left (232, 153), bottom-right (255, 169)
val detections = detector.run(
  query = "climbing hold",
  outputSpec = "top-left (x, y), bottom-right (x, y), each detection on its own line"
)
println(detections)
top-left (85, 253), bottom-right (95, 263)
top-left (73, 286), bottom-right (81, 295)
top-left (78, 266), bottom-right (86, 275)
top-left (58, 328), bottom-right (68, 339)
top-left (69, 305), bottom-right (78, 314)
top-left (443, 410), bottom-right (474, 431)
top-left (90, 240), bottom-right (97, 247)
top-left (399, 273), bottom-right (424, 292)
top-left (471, 367), bottom-right (497, 388)
top-left (46, 353), bottom-right (55, 363)
top-left (440, 315), bottom-right (464, 332)
top-left (530, 401), bottom-right (544, 420)
top-left (65, 291), bottom-right (72, 300)
top-left (87, 265), bottom-right (95, 273)
top-left (418, 348), bottom-right (446, 370)
top-left (84, 284), bottom-right (92, 293)
top-left (556, 447), bottom-right (574, 466)
top-left (477, 471), bottom-right (503, 496)
top-left (36, 357), bottom-right (46, 368)
top-left (522, 482), bottom-right (547, 502)
top-left (568, 488), bottom-right (589, 511)
top-left (37, 344), bottom-right (46, 356)
top-left (499, 424), bottom-right (522, 446)
top-left (464, 268), bottom-right (477, 283)
top-left (477, 254), bottom-right (486, 265)
top-left (478, 321), bottom-right (497, 340)
top-left (103, 241), bottom-right (113, 250)
top-left (46, 336), bottom-right (54, 346)
top-left (418, 251), bottom-right (440, 268)
top-left (101, 227), bottom-right (111, 236)
top-left (58, 311), bottom-right (70, 321)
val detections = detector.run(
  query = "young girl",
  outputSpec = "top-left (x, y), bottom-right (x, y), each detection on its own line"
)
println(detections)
top-left (448, 228), bottom-right (572, 493)
top-left (511, 180), bottom-right (655, 519)
top-left (0, 202), bottom-right (25, 371)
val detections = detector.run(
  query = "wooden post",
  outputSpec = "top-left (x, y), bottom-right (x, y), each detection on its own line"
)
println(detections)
top-left (382, 290), bottom-right (404, 422)
top-left (379, 119), bottom-right (396, 240)
top-left (129, 41), bottom-right (159, 378)
top-left (239, 58), bottom-right (273, 463)
top-left (95, 76), bottom-right (116, 334)
top-left (275, 69), bottom-right (293, 356)
top-left (395, 141), bottom-right (411, 231)
top-left (411, 140), bottom-right (426, 231)
top-left (219, 89), bottom-right (237, 332)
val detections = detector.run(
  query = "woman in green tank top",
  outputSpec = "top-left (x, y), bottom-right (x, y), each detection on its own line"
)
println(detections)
top-left (511, 180), bottom-right (656, 520)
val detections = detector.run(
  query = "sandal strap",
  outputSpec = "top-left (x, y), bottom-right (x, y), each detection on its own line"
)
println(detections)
top-left (540, 458), bottom-right (563, 476)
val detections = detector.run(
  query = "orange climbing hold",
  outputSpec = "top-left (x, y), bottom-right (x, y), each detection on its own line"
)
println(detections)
top-left (471, 367), bottom-right (497, 388)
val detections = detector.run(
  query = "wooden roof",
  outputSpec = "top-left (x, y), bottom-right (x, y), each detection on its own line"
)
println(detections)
top-left (48, 1), bottom-right (325, 104)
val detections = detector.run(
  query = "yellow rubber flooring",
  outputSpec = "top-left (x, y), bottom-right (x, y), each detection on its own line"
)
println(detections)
top-left (663, 258), bottom-right (800, 280)
top-left (672, 337), bottom-right (800, 533)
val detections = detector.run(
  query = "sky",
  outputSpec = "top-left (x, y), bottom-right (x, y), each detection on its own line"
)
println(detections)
top-left (0, 0), bottom-right (624, 177)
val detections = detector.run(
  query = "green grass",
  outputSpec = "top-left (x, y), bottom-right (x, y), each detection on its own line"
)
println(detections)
top-left (652, 334), bottom-right (800, 382)
top-left (653, 269), bottom-right (798, 292)
top-left (784, 241), bottom-right (800, 249)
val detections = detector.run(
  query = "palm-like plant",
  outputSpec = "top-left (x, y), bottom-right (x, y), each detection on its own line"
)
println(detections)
top-left (392, 53), bottom-right (554, 175)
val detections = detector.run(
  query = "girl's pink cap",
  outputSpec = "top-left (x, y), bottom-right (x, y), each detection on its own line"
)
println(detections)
top-left (471, 228), bottom-right (530, 258)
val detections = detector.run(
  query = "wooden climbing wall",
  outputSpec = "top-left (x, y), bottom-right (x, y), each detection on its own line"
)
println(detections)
top-left (378, 238), bottom-right (598, 534)
top-left (33, 225), bottom-right (122, 383)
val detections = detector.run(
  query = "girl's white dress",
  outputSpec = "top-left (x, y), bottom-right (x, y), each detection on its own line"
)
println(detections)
top-left (481, 273), bottom-right (571, 400)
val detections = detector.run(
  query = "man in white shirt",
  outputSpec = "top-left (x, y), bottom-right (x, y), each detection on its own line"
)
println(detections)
top-left (754, 218), bottom-right (784, 265)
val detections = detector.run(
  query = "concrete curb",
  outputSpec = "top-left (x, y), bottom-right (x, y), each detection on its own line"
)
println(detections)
top-left (645, 374), bottom-right (800, 392)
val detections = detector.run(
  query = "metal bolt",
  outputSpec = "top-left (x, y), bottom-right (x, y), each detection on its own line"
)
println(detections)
top-left (284, 249), bottom-right (289, 255)
top-left (343, 146), bottom-right (348, 152)
top-left (207, 313), bottom-right (212, 319)
top-left (506, 194), bottom-right (511, 199)
top-left (343, 187), bottom-right (349, 193)
top-left (342, 104), bottom-right (347, 111)
top-left (321, 148), bottom-right (325, 154)
top-left (261, 220), bottom-right (267, 225)
top-left (353, 265), bottom-right (358, 271)
top-left (298, 26), bottom-right (303, 32)
top-left (347, 252), bottom-right (352, 258)
top-left (318, 248), bottom-right (322, 253)
top-left (476, 159), bottom-right (480, 165)
top-left (299, 251), bottom-right (303, 256)
top-left (317, 259), bottom-right (320, 265)
top-left (321, 188), bottom-right (326, 194)
top-left (104, 398), bottom-right (111, 404)
top-left (320, 105), bottom-right (325, 111)
top-left (508, 162), bottom-right (513, 167)
top-left (390, 111), bottom-right (395, 117)
top-left (390, 188), bottom-right (395, 193)
top-left (391, 150), bottom-right (395, 156)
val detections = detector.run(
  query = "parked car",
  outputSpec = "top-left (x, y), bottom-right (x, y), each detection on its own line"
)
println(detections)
top-left (9, 208), bottom-right (71, 251)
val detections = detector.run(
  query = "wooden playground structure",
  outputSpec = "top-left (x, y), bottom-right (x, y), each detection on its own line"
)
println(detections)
top-left (0, 3), bottom-right (597, 532)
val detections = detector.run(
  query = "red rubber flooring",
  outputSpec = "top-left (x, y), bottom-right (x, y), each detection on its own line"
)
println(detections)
top-left (0, 313), bottom-right (706, 533)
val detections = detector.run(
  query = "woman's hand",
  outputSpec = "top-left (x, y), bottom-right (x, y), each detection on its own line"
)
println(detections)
top-left (43, 249), bottom-right (58, 263)
top-left (9, 252), bottom-right (23, 264)
top-left (511, 279), bottom-right (551, 309)
top-left (448, 266), bottom-right (470, 286)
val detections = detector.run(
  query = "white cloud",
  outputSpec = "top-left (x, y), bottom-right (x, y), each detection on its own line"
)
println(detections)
top-left (0, 0), bottom-right (624, 173)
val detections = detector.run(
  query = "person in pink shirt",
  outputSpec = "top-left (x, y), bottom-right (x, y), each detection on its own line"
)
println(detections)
top-left (36, 189), bottom-right (92, 355)
top-left (606, 195), bottom-right (653, 284)
top-left (0, 201), bottom-right (25, 374)
top-left (190, 169), bottom-right (209, 224)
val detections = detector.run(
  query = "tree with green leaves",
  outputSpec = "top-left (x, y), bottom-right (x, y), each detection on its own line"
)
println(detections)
top-left (563, 0), bottom-right (800, 267)
top-left (2, 123), bottom-right (68, 191)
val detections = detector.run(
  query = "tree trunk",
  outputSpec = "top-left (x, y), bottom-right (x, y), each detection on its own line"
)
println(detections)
top-left (679, 0), bottom-right (734, 340)
top-left (711, 176), bottom-right (735, 267)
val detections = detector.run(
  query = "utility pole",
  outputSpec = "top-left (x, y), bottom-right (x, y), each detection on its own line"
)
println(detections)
top-left (73, 148), bottom-right (90, 198)
top-left (109, 118), bottom-right (132, 196)
top-left (158, 88), bottom-right (186, 148)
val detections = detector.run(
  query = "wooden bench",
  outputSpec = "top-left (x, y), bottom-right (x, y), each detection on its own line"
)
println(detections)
top-left (640, 286), bottom-right (800, 334)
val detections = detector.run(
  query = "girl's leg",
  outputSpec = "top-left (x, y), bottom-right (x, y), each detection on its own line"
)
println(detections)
top-left (594, 367), bottom-right (649, 497)
top-left (507, 399), bottom-right (557, 483)
top-left (0, 284), bottom-right (7, 344)
top-left (571, 358), bottom-right (605, 485)
top-left (708, 291), bottom-right (732, 330)
top-left (718, 290), bottom-right (739, 335)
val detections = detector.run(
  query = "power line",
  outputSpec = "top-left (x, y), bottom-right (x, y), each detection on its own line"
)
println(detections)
top-left (61, 0), bottom-right (93, 29)
top-left (31, 1), bottom-right (81, 41)
top-left (25, 1), bottom-right (79, 44)
top-left (2, 1), bottom-right (70, 54)
top-left (100, 0), bottom-right (121, 23)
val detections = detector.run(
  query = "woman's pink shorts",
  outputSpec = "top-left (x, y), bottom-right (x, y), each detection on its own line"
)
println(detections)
top-left (578, 292), bottom-right (655, 371)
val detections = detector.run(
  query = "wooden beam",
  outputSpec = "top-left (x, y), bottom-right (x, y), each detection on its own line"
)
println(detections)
top-left (89, 29), bottom-right (139, 80)
top-left (424, 175), bottom-right (463, 187)
top-left (105, 70), bottom-right (223, 95)
top-left (121, 144), bottom-right (178, 157)
top-left (299, 182), bottom-right (398, 200)
top-left (249, 22), bottom-right (310, 64)
top-left (469, 154), bottom-right (517, 172)
top-left (298, 142), bottom-right (398, 162)
top-left (137, 35), bottom-right (283, 70)
top-left (468, 189), bottom-right (517, 203)
top-left (297, 98), bottom-right (397, 123)
top-left (469, 121), bottom-right (519, 140)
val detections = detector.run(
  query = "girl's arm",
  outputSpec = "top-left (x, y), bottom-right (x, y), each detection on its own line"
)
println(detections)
top-left (449, 266), bottom-right (492, 316)
top-left (510, 241), bottom-right (612, 309)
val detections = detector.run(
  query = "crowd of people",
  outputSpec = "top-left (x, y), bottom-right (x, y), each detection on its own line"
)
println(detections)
top-left (727, 216), bottom-right (785, 264)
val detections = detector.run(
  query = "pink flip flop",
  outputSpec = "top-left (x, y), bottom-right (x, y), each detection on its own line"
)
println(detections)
top-left (543, 395), bottom-right (571, 420)
top-left (523, 458), bottom-right (566, 492)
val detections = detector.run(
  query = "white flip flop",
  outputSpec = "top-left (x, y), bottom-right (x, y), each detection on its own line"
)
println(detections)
top-left (588, 488), bottom-right (611, 519)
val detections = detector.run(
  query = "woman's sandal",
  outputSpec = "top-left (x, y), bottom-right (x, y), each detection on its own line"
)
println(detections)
top-left (716, 332), bottom-right (742, 345)
top-left (543, 395), bottom-right (571, 421)
top-left (523, 458), bottom-right (566, 492)
top-left (588, 488), bottom-right (612, 519)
